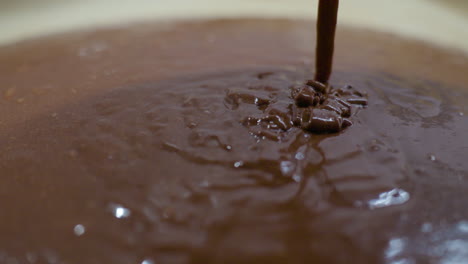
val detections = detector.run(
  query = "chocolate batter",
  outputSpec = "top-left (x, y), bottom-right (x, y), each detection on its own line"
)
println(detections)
top-left (0, 19), bottom-right (467, 264)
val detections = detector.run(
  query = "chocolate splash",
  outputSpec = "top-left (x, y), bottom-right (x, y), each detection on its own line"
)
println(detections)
top-left (232, 0), bottom-right (367, 136)
top-left (303, 0), bottom-right (367, 134)
top-left (235, 77), bottom-right (367, 135)
top-left (292, 80), bottom-right (367, 133)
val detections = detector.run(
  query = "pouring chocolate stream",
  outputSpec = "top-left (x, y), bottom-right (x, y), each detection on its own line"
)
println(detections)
top-left (288, 0), bottom-right (367, 134)
top-left (315, 0), bottom-right (339, 84)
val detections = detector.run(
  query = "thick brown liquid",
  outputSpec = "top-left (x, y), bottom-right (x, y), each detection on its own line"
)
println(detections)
top-left (0, 19), bottom-right (467, 264)
top-left (315, 0), bottom-right (339, 84)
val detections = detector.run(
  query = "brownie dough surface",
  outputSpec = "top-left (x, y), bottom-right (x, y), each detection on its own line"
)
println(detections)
top-left (0, 19), bottom-right (467, 264)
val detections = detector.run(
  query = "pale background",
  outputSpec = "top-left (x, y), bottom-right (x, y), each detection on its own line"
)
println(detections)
top-left (0, 0), bottom-right (467, 53)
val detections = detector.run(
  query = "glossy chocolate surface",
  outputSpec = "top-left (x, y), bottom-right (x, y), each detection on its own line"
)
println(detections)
top-left (0, 19), bottom-right (467, 263)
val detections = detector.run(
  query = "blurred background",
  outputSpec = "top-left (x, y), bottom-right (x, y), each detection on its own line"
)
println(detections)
top-left (0, 0), bottom-right (467, 52)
